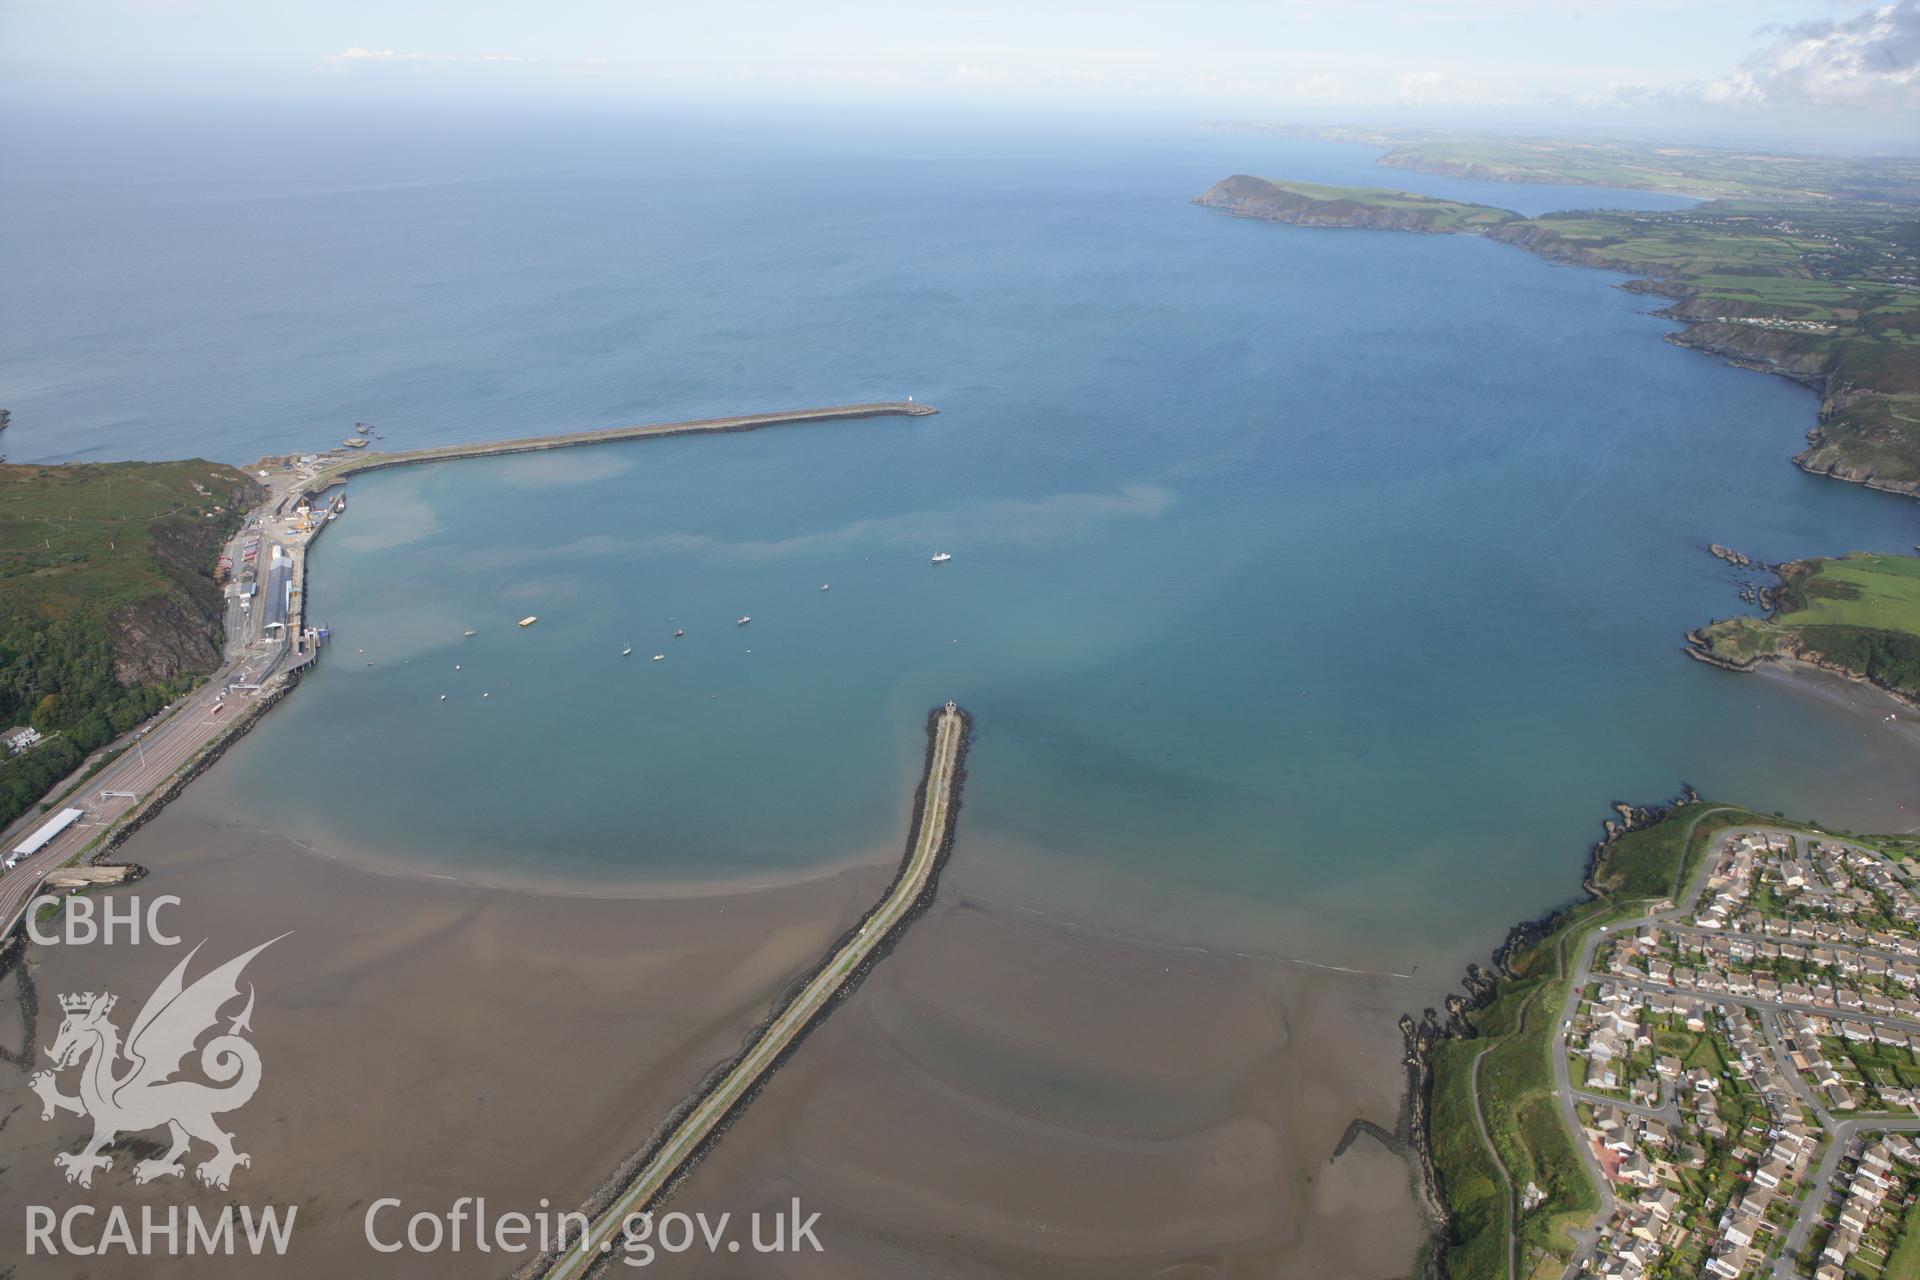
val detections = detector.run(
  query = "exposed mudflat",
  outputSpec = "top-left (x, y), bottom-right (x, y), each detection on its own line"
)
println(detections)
top-left (0, 791), bottom-right (891, 1279)
top-left (0, 784), bottom-right (1435, 1279)
top-left (664, 854), bottom-right (1436, 1280)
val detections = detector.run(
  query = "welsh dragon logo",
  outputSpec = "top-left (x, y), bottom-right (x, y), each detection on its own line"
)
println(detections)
top-left (30, 936), bottom-right (284, 1190)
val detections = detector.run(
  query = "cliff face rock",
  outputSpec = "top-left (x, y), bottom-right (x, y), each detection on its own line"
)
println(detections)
top-left (1482, 221), bottom-right (1670, 276)
top-left (1664, 322), bottom-right (1831, 387)
top-left (1199, 170), bottom-right (1919, 501)
top-left (1194, 175), bottom-right (1475, 233)
top-left (108, 591), bottom-right (225, 688)
top-left (102, 479), bottom-right (259, 686)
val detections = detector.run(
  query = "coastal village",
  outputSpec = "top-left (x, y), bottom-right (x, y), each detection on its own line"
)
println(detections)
top-left (1565, 830), bottom-right (1920, 1279)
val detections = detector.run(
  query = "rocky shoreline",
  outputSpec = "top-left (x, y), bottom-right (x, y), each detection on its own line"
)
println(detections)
top-left (1397, 789), bottom-right (1697, 1280)
top-left (1194, 174), bottom-right (1920, 500)
top-left (1684, 634), bottom-right (1920, 716)
top-left (1683, 548), bottom-right (1920, 714)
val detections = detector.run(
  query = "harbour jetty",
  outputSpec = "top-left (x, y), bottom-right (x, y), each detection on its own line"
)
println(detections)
top-left (303, 401), bottom-right (937, 494)
top-left (530, 701), bottom-right (970, 1280)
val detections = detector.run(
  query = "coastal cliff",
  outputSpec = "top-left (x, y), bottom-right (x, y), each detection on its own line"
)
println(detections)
top-left (1403, 793), bottom-right (1708, 1280)
top-left (1194, 175), bottom-right (1512, 234)
top-left (1195, 174), bottom-right (1920, 499)
top-left (1685, 551), bottom-right (1920, 710)
top-left (0, 459), bottom-right (259, 828)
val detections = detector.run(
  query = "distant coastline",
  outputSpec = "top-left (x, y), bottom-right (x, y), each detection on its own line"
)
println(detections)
top-left (1192, 174), bottom-right (1920, 500)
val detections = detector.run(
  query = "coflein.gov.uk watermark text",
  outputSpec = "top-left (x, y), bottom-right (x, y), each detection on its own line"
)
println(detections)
top-left (26, 1198), bottom-right (823, 1266)
top-left (366, 1197), bottom-right (824, 1268)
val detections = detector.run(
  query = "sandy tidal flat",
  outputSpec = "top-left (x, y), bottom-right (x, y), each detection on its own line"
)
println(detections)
top-left (0, 789), bottom-right (1436, 1280)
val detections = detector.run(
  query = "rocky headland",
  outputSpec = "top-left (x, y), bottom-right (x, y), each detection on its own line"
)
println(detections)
top-left (1194, 174), bottom-right (1920, 499)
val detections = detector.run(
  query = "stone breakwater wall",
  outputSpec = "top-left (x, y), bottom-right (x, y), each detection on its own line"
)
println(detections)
top-left (0, 931), bottom-right (38, 1071)
top-left (303, 402), bottom-right (938, 500)
top-left (1398, 788), bottom-right (1698, 1280)
top-left (513, 705), bottom-right (972, 1280)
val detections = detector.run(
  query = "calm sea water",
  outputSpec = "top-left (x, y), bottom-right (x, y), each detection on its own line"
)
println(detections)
top-left (4, 113), bottom-right (1915, 972)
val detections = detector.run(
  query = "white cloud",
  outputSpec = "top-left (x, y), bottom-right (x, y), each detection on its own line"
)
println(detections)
top-left (325, 47), bottom-right (455, 66)
top-left (323, 47), bottom-right (535, 69)
top-left (1392, 69), bottom-right (1510, 106)
top-left (1695, 1), bottom-right (1920, 110)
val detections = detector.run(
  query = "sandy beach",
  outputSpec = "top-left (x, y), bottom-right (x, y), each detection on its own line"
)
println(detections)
top-left (663, 853), bottom-right (1437, 1279)
top-left (1750, 661), bottom-right (1920, 832)
top-left (0, 787), bottom-right (893, 1279)
top-left (0, 774), bottom-right (1437, 1279)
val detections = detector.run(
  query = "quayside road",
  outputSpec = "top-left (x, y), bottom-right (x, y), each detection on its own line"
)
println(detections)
top-left (540, 701), bottom-right (968, 1280)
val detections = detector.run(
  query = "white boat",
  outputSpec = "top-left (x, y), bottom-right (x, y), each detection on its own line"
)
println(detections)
top-left (518, 616), bottom-right (538, 628)
top-left (820, 583), bottom-right (830, 591)
top-left (622, 646), bottom-right (632, 656)
top-left (931, 552), bottom-right (952, 564)
top-left (737, 615), bottom-right (751, 626)
top-left (652, 654), bottom-right (665, 662)
top-left (463, 629), bottom-right (476, 637)
top-left (674, 629), bottom-right (684, 638)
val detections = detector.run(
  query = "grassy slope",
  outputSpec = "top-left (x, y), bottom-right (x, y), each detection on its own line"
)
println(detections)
top-left (1888, 1203), bottom-right (1920, 1280)
top-left (1428, 803), bottom-right (1764, 1277)
top-left (1, 460), bottom-right (249, 620)
top-left (0, 459), bottom-right (257, 827)
top-left (1695, 553), bottom-right (1920, 700)
top-left (1239, 179), bottom-right (1516, 230)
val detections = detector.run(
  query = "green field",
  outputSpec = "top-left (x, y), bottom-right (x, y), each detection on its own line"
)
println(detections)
top-left (1775, 553), bottom-right (1920, 631)
top-left (1888, 1202), bottom-right (1920, 1280)
top-left (1694, 553), bottom-right (1920, 699)
top-left (0, 460), bottom-right (257, 827)
top-left (1247, 125), bottom-right (1920, 204)
top-left (1240, 178), bottom-right (1516, 230)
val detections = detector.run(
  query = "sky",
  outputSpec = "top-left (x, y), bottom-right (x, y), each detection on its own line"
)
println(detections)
top-left (3, 0), bottom-right (1918, 147)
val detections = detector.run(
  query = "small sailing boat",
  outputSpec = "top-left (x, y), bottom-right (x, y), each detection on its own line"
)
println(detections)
top-left (737, 615), bottom-right (751, 626)
top-left (931, 552), bottom-right (952, 564)
top-left (674, 629), bottom-right (684, 638)
top-left (463, 629), bottom-right (477, 637)
top-left (622, 645), bottom-right (633, 657)
top-left (820, 583), bottom-right (830, 591)
top-left (652, 654), bottom-right (665, 662)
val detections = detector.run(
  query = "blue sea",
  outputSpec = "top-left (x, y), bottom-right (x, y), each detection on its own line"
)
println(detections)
top-left (4, 111), bottom-right (1915, 974)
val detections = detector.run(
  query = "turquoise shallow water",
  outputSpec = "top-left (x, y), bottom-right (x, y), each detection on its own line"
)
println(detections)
top-left (4, 113), bottom-right (1916, 973)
